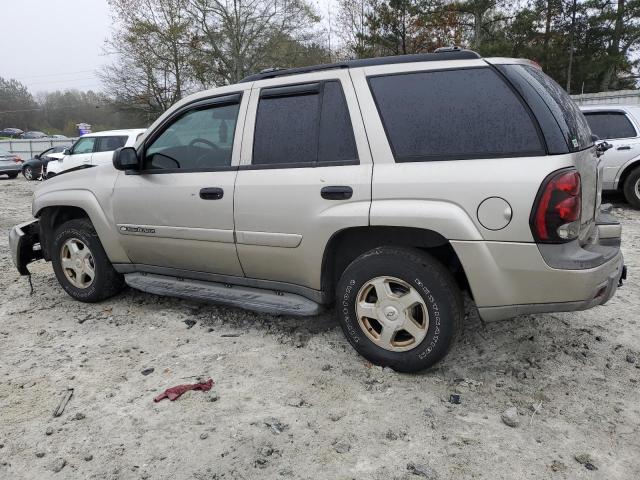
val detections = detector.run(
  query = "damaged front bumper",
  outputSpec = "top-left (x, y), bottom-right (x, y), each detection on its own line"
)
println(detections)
top-left (9, 220), bottom-right (43, 275)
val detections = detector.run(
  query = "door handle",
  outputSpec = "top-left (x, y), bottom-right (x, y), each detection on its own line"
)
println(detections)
top-left (616, 145), bottom-right (632, 150)
top-left (199, 187), bottom-right (224, 200)
top-left (321, 186), bottom-right (353, 200)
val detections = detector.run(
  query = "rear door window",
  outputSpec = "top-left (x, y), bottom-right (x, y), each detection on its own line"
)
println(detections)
top-left (95, 136), bottom-right (128, 152)
top-left (252, 80), bottom-right (358, 167)
top-left (583, 112), bottom-right (637, 140)
top-left (368, 68), bottom-right (544, 162)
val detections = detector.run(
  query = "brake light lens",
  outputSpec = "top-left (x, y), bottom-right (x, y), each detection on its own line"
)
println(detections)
top-left (13, 156), bottom-right (22, 163)
top-left (531, 169), bottom-right (581, 243)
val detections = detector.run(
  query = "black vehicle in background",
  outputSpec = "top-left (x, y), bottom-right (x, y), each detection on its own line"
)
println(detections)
top-left (0, 128), bottom-right (24, 138)
top-left (21, 145), bottom-right (70, 180)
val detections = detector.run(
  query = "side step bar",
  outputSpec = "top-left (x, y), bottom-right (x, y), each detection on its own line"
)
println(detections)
top-left (124, 272), bottom-right (321, 316)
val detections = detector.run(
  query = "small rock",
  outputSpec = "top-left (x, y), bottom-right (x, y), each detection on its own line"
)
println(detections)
top-left (184, 319), bottom-right (197, 329)
top-left (329, 412), bottom-right (344, 422)
top-left (260, 446), bottom-right (275, 457)
top-left (35, 452), bottom-right (45, 458)
top-left (550, 460), bottom-right (566, 472)
top-left (321, 364), bottom-right (331, 371)
top-left (626, 354), bottom-right (637, 364)
top-left (407, 462), bottom-right (439, 479)
top-left (208, 393), bottom-right (220, 402)
top-left (74, 412), bottom-right (86, 420)
top-left (333, 441), bottom-right (351, 454)
top-left (45, 427), bottom-right (54, 436)
top-left (286, 397), bottom-right (309, 408)
top-left (254, 457), bottom-right (268, 469)
top-left (385, 430), bottom-right (398, 441)
top-left (501, 407), bottom-right (519, 428)
top-left (141, 368), bottom-right (154, 376)
top-left (575, 453), bottom-right (598, 470)
top-left (84, 454), bottom-right (93, 461)
top-left (263, 418), bottom-right (288, 435)
top-left (49, 458), bottom-right (66, 473)
top-left (199, 432), bottom-right (209, 440)
top-left (448, 394), bottom-right (461, 404)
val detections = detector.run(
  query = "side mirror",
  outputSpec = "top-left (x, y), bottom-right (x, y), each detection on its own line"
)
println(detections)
top-left (113, 147), bottom-right (140, 171)
top-left (62, 148), bottom-right (71, 155)
top-left (35, 154), bottom-right (41, 159)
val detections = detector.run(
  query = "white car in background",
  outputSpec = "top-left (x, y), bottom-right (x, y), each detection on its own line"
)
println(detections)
top-left (580, 105), bottom-right (640, 207)
top-left (46, 129), bottom-right (145, 178)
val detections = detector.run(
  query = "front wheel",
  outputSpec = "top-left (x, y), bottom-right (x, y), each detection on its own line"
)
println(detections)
top-left (335, 246), bottom-right (463, 372)
top-left (622, 166), bottom-right (640, 209)
top-left (23, 166), bottom-right (35, 180)
top-left (51, 218), bottom-right (125, 302)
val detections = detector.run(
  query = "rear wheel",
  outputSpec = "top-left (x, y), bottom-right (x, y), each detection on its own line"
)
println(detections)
top-left (335, 246), bottom-right (463, 372)
top-left (622, 166), bottom-right (640, 209)
top-left (51, 218), bottom-right (125, 302)
top-left (23, 166), bottom-right (34, 180)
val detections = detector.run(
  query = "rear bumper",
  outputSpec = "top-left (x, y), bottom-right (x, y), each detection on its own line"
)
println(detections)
top-left (452, 209), bottom-right (625, 322)
top-left (9, 220), bottom-right (43, 275)
top-left (0, 166), bottom-right (21, 174)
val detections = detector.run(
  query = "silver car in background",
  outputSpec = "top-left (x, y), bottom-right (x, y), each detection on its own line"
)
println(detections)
top-left (0, 148), bottom-right (22, 179)
top-left (580, 105), bottom-right (640, 207)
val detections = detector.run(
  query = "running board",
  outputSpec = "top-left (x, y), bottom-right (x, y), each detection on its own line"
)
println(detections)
top-left (124, 272), bottom-right (321, 316)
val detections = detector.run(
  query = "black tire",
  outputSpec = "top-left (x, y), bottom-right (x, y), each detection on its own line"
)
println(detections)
top-left (622, 166), bottom-right (640, 209)
top-left (6, 172), bottom-right (18, 179)
top-left (51, 218), bottom-right (125, 302)
top-left (23, 166), bottom-right (34, 180)
top-left (335, 246), bottom-right (463, 372)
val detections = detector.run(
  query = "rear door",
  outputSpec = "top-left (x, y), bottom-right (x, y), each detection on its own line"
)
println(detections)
top-left (582, 109), bottom-right (640, 190)
top-left (92, 136), bottom-right (128, 166)
top-left (233, 71), bottom-right (372, 290)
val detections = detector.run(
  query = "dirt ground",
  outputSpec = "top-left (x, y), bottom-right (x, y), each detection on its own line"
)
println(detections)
top-left (0, 176), bottom-right (638, 480)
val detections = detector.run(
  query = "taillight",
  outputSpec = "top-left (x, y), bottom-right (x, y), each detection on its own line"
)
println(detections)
top-left (531, 169), bottom-right (581, 243)
top-left (13, 156), bottom-right (22, 163)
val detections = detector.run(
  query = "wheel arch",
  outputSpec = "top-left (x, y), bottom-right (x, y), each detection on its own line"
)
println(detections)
top-left (320, 226), bottom-right (471, 303)
top-left (35, 190), bottom-right (130, 264)
top-left (617, 157), bottom-right (640, 191)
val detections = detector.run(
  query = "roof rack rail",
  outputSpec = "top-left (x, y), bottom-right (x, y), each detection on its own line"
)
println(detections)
top-left (239, 49), bottom-right (481, 83)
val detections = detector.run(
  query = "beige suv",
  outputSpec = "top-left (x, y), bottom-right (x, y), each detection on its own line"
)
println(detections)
top-left (10, 49), bottom-right (626, 371)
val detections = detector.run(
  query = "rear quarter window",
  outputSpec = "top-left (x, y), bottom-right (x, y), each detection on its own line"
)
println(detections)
top-left (499, 64), bottom-right (593, 152)
top-left (368, 68), bottom-right (545, 162)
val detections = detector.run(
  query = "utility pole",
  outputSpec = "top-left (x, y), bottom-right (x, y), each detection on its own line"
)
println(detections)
top-left (566, 0), bottom-right (577, 93)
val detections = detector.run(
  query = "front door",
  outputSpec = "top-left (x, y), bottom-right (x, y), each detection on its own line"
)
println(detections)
top-left (111, 89), bottom-right (249, 276)
top-left (64, 136), bottom-right (96, 170)
top-left (233, 71), bottom-right (373, 290)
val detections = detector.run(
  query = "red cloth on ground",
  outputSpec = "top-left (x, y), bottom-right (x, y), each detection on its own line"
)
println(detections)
top-left (153, 379), bottom-right (214, 402)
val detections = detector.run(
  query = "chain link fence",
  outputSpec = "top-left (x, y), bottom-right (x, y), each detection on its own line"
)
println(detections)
top-left (0, 138), bottom-right (77, 159)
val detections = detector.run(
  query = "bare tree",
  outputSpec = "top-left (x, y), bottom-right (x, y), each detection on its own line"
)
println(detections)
top-left (186, 0), bottom-right (320, 85)
top-left (101, 0), bottom-right (198, 115)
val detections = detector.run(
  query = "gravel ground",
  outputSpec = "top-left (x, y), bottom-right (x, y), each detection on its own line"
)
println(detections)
top-left (0, 176), bottom-right (639, 480)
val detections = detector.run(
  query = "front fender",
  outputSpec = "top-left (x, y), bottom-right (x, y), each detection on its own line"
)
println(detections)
top-left (33, 189), bottom-right (130, 263)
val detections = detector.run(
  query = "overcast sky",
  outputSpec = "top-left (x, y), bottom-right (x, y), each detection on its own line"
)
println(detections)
top-left (1, 0), bottom-right (334, 95)
top-left (1, 0), bottom-right (112, 94)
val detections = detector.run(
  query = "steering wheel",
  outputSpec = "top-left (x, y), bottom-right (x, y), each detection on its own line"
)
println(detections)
top-left (189, 138), bottom-right (219, 150)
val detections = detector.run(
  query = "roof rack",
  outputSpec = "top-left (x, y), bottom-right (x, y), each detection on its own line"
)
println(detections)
top-left (239, 48), bottom-right (481, 83)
